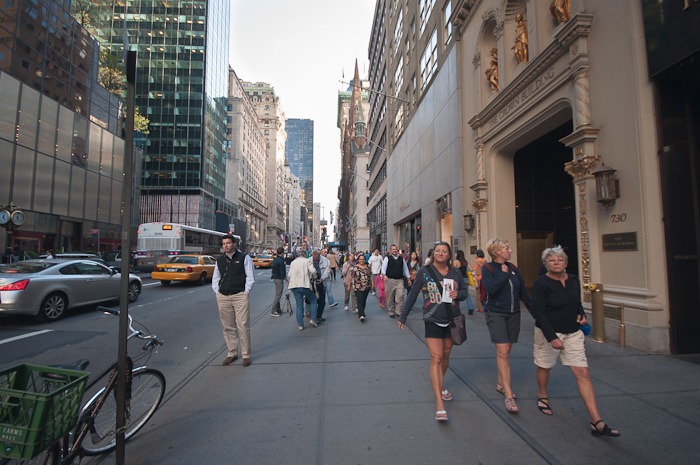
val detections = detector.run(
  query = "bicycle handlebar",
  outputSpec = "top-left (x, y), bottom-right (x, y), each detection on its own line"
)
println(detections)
top-left (96, 305), bottom-right (164, 348)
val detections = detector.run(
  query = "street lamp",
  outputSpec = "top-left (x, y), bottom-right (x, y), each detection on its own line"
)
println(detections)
top-left (463, 212), bottom-right (475, 233)
top-left (0, 203), bottom-right (26, 263)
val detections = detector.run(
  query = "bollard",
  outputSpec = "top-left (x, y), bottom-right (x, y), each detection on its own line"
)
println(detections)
top-left (587, 283), bottom-right (606, 343)
top-left (619, 303), bottom-right (625, 348)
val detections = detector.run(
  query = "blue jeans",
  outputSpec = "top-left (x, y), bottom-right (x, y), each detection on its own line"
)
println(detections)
top-left (324, 279), bottom-right (335, 304)
top-left (292, 288), bottom-right (317, 328)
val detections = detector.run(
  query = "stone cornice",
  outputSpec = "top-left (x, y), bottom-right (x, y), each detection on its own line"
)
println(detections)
top-left (451, 0), bottom-right (483, 33)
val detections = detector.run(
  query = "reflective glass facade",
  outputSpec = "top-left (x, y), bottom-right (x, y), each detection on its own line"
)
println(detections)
top-left (0, 0), bottom-right (120, 132)
top-left (285, 118), bottom-right (314, 215)
top-left (0, 71), bottom-right (130, 254)
top-left (90, 0), bottom-right (230, 228)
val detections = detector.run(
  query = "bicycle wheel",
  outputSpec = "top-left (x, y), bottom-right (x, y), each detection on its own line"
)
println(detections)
top-left (79, 368), bottom-right (166, 456)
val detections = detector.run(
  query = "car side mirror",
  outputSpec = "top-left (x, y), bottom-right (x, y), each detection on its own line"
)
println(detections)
top-left (110, 267), bottom-right (118, 275)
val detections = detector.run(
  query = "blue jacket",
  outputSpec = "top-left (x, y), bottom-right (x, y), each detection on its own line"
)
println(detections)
top-left (271, 256), bottom-right (286, 280)
top-left (481, 261), bottom-right (535, 316)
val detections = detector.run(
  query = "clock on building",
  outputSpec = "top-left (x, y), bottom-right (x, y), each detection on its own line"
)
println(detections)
top-left (10, 210), bottom-right (25, 226)
top-left (0, 209), bottom-right (10, 225)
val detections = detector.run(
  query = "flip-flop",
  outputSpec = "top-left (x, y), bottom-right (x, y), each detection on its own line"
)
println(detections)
top-left (537, 397), bottom-right (553, 415)
top-left (441, 389), bottom-right (453, 401)
top-left (435, 410), bottom-right (448, 421)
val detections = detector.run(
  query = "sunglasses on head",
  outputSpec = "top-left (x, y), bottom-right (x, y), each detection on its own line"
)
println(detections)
top-left (435, 241), bottom-right (449, 246)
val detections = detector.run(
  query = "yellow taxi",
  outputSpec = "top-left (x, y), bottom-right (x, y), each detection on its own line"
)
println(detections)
top-left (151, 255), bottom-right (217, 286)
top-left (252, 253), bottom-right (274, 269)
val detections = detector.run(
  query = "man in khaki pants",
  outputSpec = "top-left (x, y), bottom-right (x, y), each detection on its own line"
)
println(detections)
top-left (381, 244), bottom-right (410, 318)
top-left (212, 235), bottom-right (255, 366)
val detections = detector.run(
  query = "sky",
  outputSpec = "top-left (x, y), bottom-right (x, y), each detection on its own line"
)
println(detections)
top-left (230, 0), bottom-right (376, 237)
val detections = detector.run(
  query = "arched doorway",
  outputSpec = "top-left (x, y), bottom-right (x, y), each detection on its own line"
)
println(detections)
top-left (513, 121), bottom-right (578, 289)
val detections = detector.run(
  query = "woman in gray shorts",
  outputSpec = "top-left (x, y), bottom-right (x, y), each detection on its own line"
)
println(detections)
top-left (481, 238), bottom-right (535, 413)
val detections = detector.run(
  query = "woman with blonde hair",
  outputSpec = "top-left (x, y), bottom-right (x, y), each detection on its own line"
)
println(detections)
top-left (481, 238), bottom-right (535, 413)
top-left (341, 253), bottom-right (357, 311)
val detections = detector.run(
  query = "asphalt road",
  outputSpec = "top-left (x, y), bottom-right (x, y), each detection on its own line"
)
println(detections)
top-left (0, 268), bottom-right (276, 406)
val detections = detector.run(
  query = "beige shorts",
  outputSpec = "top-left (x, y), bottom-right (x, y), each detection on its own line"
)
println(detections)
top-left (533, 327), bottom-right (588, 369)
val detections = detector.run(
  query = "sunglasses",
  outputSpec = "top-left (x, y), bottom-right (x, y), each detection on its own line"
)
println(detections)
top-left (435, 241), bottom-right (449, 246)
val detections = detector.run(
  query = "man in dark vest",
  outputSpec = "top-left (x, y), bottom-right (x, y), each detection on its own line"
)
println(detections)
top-left (381, 244), bottom-right (410, 318)
top-left (212, 235), bottom-right (255, 366)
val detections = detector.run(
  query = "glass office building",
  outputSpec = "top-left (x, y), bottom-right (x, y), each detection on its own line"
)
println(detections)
top-left (285, 118), bottom-right (314, 216)
top-left (0, 0), bottom-right (128, 256)
top-left (89, 0), bottom-right (231, 229)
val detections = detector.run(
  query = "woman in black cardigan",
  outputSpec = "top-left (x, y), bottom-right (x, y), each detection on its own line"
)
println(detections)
top-left (532, 246), bottom-right (620, 437)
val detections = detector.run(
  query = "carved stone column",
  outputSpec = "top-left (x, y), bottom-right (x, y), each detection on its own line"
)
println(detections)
top-left (471, 195), bottom-right (488, 249)
top-left (574, 71), bottom-right (592, 129)
top-left (562, 132), bottom-right (600, 301)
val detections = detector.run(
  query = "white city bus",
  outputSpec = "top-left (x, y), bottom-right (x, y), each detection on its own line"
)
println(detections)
top-left (135, 222), bottom-right (239, 271)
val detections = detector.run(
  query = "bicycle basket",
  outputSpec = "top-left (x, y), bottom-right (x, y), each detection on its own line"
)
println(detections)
top-left (0, 364), bottom-right (88, 460)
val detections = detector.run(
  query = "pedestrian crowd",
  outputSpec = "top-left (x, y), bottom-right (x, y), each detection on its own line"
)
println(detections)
top-left (210, 235), bottom-right (620, 437)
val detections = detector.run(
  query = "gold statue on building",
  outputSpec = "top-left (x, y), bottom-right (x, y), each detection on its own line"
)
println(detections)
top-left (512, 13), bottom-right (528, 63)
top-left (550, 0), bottom-right (571, 23)
top-left (485, 48), bottom-right (499, 91)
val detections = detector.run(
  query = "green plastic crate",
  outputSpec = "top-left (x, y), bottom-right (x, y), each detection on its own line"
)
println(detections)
top-left (0, 364), bottom-right (88, 460)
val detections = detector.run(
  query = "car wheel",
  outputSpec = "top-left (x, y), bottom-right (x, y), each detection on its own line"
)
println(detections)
top-left (160, 280), bottom-right (171, 286)
top-left (37, 293), bottom-right (67, 322)
top-left (128, 281), bottom-right (141, 302)
top-left (197, 273), bottom-right (207, 286)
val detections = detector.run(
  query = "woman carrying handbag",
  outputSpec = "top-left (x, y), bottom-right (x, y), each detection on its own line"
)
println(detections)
top-left (397, 241), bottom-right (467, 422)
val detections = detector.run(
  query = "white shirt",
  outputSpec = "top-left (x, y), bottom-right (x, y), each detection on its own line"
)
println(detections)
top-left (368, 254), bottom-right (383, 274)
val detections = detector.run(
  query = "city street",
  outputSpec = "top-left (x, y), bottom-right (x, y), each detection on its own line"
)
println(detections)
top-left (4, 276), bottom-right (698, 465)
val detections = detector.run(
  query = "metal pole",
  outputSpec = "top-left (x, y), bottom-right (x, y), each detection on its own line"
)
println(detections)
top-left (116, 49), bottom-right (137, 465)
top-left (588, 283), bottom-right (606, 343)
top-left (618, 303), bottom-right (625, 348)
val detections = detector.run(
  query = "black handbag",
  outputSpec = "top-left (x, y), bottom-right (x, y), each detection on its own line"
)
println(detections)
top-left (425, 265), bottom-right (467, 345)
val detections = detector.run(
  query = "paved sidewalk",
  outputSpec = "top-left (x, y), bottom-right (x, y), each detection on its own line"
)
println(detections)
top-left (99, 280), bottom-right (700, 465)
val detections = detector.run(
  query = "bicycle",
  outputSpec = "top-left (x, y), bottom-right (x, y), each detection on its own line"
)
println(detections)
top-left (1, 306), bottom-right (165, 464)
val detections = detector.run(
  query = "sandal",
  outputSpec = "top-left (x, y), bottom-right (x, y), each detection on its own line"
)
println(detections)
top-left (537, 397), bottom-right (553, 416)
top-left (495, 383), bottom-right (516, 399)
top-left (435, 410), bottom-right (448, 421)
top-left (504, 397), bottom-right (518, 413)
top-left (441, 389), bottom-right (453, 401)
top-left (590, 420), bottom-right (621, 437)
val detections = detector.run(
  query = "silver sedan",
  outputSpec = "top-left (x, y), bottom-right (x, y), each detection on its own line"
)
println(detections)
top-left (0, 259), bottom-right (142, 321)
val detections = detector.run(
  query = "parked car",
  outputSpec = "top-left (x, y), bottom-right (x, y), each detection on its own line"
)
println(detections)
top-left (151, 255), bottom-right (216, 286)
top-left (252, 253), bottom-right (273, 269)
top-left (0, 259), bottom-right (142, 321)
top-left (103, 251), bottom-right (132, 272)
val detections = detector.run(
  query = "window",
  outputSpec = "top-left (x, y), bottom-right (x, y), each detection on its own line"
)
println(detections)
top-left (444, 1), bottom-right (452, 45)
top-left (394, 10), bottom-right (403, 53)
top-left (419, 0), bottom-right (435, 35)
top-left (394, 57), bottom-right (403, 97)
top-left (420, 28), bottom-right (438, 90)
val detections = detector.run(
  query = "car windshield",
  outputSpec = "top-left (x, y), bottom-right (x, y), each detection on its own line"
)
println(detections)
top-left (0, 262), bottom-right (56, 274)
top-left (168, 256), bottom-right (198, 264)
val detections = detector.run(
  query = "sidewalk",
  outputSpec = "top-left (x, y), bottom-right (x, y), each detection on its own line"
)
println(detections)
top-left (111, 279), bottom-right (700, 465)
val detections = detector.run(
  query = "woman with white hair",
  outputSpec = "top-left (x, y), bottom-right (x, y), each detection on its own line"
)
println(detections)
top-left (532, 246), bottom-right (621, 437)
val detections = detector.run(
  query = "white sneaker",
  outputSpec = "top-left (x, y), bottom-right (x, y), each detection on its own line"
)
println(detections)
top-left (309, 320), bottom-right (319, 327)
top-left (329, 302), bottom-right (338, 307)
top-left (353, 309), bottom-right (358, 314)
top-left (372, 291), bottom-right (376, 295)
top-left (344, 305), bottom-right (349, 311)
top-left (298, 326), bottom-right (304, 331)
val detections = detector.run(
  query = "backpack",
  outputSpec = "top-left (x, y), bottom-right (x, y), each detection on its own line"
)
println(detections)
top-left (479, 262), bottom-right (519, 305)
